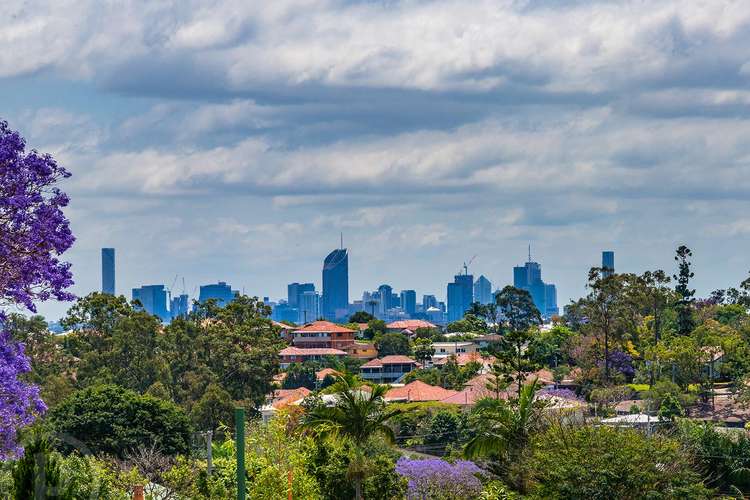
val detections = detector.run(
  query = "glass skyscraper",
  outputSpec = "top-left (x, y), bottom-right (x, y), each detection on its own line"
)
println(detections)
top-left (198, 281), bottom-right (236, 307)
top-left (513, 257), bottom-right (559, 319)
top-left (400, 290), bottom-right (417, 316)
top-left (322, 248), bottom-right (348, 321)
top-left (602, 251), bottom-right (615, 277)
top-left (447, 274), bottom-right (473, 323)
top-left (473, 275), bottom-right (493, 305)
top-left (101, 248), bottom-right (115, 295)
top-left (132, 284), bottom-right (170, 322)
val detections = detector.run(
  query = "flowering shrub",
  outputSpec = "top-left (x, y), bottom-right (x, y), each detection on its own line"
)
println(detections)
top-left (395, 457), bottom-right (484, 499)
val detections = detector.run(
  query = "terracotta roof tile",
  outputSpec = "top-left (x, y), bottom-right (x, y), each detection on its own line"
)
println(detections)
top-left (386, 320), bottom-right (437, 330)
top-left (315, 368), bottom-right (341, 380)
top-left (293, 321), bottom-right (356, 334)
top-left (361, 355), bottom-right (418, 368)
top-left (279, 346), bottom-right (347, 356)
top-left (386, 380), bottom-right (457, 402)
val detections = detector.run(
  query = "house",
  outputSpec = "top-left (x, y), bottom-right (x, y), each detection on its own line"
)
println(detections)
top-left (292, 321), bottom-right (356, 349)
top-left (279, 346), bottom-right (347, 368)
top-left (272, 320), bottom-right (297, 342)
top-left (472, 334), bottom-right (502, 349)
top-left (315, 368), bottom-right (341, 381)
top-left (360, 355), bottom-right (420, 383)
top-left (701, 346), bottom-right (724, 380)
top-left (386, 320), bottom-right (438, 335)
top-left (260, 387), bottom-right (311, 423)
top-left (385, 380), bottom-right (457, 402)
top-left (431, 342), bottom-right (477, 359)
top-left (432, 352), bottom-right (495, 372)
top-left (341, 342), bottom-right (378, 360)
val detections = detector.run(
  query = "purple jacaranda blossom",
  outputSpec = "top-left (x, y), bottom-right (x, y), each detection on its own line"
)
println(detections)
top-left (538, 388), bottom-right (581, 401)
top-left (602, 350), bottom-right (635, 380)
top-left (395, 457), bottom-right (484, 500)
top-left (0, 120), bottom-right (74, 459)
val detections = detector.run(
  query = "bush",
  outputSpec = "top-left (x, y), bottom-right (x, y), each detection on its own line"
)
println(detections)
top-left (526, 425), bottom-right (712, 499)
top-left (395, 457), bottom-right (484, 500)
top-left (47, 384), bottom-right (192, 458)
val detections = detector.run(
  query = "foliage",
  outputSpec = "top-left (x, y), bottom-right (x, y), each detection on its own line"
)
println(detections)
top-left (190, 383), bottom-right (234, 432)
top-left (349, 311), bottom-right (375, 323)
top-left (412, 338), bottom-right (435, 364)
top-left (395, 457), bottom-right (484, 500)
top-left (48, 384), bottom-right (192, 458)
top-left (527, 325), bottom-right (574, 367)
top-left (363, 319), bottom-right (387, 340)
top-left (447, 314), bottom-right (488, 333)
top-left (283, 361), bottom-right (318, 390)
top-left (375, 332), bottom-right (412, 357)
top-left (674, 245), bottom-right (697, 336)
top-left (527, 425), bottom-right (712, 499)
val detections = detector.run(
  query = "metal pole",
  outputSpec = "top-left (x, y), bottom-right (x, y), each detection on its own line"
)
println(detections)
top-left (206, 430), bottom-right (213, 476)
top-left (235, 408), bottom-right (246, 500)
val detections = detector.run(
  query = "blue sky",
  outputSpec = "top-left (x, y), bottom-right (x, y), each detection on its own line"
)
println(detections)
top-left (4, 0), bottom-right (750, 320)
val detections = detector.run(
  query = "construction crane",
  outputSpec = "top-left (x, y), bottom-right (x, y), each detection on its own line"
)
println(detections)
top-left (461, 255), bottom-right (478, 275)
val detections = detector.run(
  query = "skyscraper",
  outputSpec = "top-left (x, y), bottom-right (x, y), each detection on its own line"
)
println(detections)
top-left (400, 290), bottom-right (417, 316)
top-left (170, 294), bottom-right (189, 320)
top-left (513, 251), bottom-right (558, 319)
top-left (377, 284), bottom-right (393, 316)
top-left (322, 248), bottom-right (348, 321)
top-left (473, 275), bottom-right (493, 305)
top-left (447, 274), bottom-right (473, 323)
top-left (422, 294), bottom-right (438, 311)
top-left (602, 251), bottom-right (615, 277)
top-left (132, 284), bottom-right (170, 322)
top-left (299, 290), bottom-right (321, 323)
top-left (287, 282), bottom-right (315, 309)
top-left (101, 248), bottom-right (115, 295)
top-left (198, 281), bottom-right (236, 307)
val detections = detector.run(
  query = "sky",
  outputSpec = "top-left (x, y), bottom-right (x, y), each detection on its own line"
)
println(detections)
top-left (4, 0), bottom-right (750, 320)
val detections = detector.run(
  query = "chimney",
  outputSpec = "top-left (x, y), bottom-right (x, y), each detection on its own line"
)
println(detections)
top-left (133, 485), bottom-right (145, 500)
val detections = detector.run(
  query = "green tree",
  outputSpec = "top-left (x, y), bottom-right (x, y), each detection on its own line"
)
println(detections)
top-left (425, 410), bottom-right (461, 447)
top-left (190, 383), bottom-right (235, 432)
top-left (527, 425), bottom-right (711, 499)
top-left (349, 311), bottom-right (375, 323)
top-left (11, 432), bottom-right (65, 500)
top-left (413, 338), bottom-right (435, 365)
top-left (48, 385), bottom-right (192, 458)
top-left (364, 319), bottom-right (387, 340)
top-left (447, 314), bottom-right (488, 333)
top-left (302, 375), bottom-right (402, 500)
top-left (283, 362), bottom-right (318, 390)
top-left (674, 245), bottom-right (696, 336)
top-left (464, 380), bottom-right (545, 492)
top-left (496, 286), bottom-right (542, 396)
top-left (375, 333), bottom-right (411, 357)
top-left (658, 393), bottom-right (685, 421)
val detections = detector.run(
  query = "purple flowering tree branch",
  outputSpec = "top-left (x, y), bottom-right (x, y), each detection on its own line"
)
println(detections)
top-left (395, 457), bottom-right (485, 500)
top-left (0, 120), bottom-right (74, 459)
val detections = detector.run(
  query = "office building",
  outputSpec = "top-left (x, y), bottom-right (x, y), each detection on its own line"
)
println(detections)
top-left (272, 301), bottom-right (299, 323)
top-left (513, 251), bottom-right (558, 319)
top-left (170, 294), bottom-right (189, 320)
top-left (602, 251), bottom-right (615, 277)
top-left (377, 284), bottom-right (393, 316)
top-left (422, 295), bottom-right (438, 311)
top-left (447, 273), bottom-right (473, 323)
top-left (473, 275), bottom-right (493, 305)
top-left (400, 290), bottom-right (417, 317)
top-left (132, 284), bottom-right (170, 322)
top-left (299, 290), bottom-right (321, 323)
top-left (287, 282), bottom-right (315, 309)
top-left (101, 248), bottom-right (115, 295)
top-left (322, 248), bottom-right (349, 321)
top-left (198, 281), bottom-right (236, 307)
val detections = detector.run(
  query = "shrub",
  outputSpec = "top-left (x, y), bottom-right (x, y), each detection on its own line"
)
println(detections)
top-left (395, 457), bottom-right (484, 500)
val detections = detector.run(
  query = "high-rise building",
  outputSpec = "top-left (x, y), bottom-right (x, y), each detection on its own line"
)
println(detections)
top-left (602, 251), bottom-right (615, 277)
top-left (447, 274), bottom-right (473, 323)
top-left (299, 290), bottom-right (320, 323)
top-left (400, 290), bottom-right (417, 316)
top-left (473, 275), bottom-right (493, 305)
top-left (322, 248), bottom-right (349, 321)
top-left (132, 284), bottom-right (170, 322)
top-left (101, 248), bottom-right (115, 295)
top-left (170, 294), bottom-right (189, 320)
top-left (513, 251), bottom-right (558, 319)
top-left (199, 281), bottom-right (236, 307)
top-left (422, 294), bottom-right (438, 311)
top-left (377, 284), bottom-right (393, 316)
top-left (287, 282), bottom-right (315, 309)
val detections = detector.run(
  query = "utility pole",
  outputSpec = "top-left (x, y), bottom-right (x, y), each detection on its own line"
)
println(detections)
top-left (235, 408), bottom-right (246, 500)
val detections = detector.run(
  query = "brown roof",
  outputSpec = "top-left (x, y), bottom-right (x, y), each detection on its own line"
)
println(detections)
top-left (279, 346), bottom-right (347, 356)
top-left (293, 321), bottom-right (355, 334)
top-left (441, 384), bottom-right (507, 405)
top-left (386, 320), bottom-right (437, 330)
top-left (361, 355), bottom-right (418, 368)
top-left (386, 380), bottom-right (457, 402)
top-left (269, 387), bottom-right (311, 409)
top-left (342, 342), bottom-right (376, 351)
top-left (272, 320), bottom-right (297, 330)
top-left (315, 368), bottom-right (341, 381)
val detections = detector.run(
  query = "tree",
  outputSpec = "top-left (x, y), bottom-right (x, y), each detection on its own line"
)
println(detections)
top-left (302, 375), bottom-right (402, 500)
top-left (349, 311), bottom-right (375, 323)
top-left (11, 432), bottom-right (64, 500)
top-left (447, 314), bottom-right (487, 333)
top-left (48, 385), bottom-right (192, 458)
top-left (283, 362), bottom-right (318, 390)
top-left (496, 286), bottom-right (542, 396)
top-left (464, 380), bottom-right (545, 492)
top-left (375, 333), bottom-right (411, 357)
top-left (413, 338), bottom-right (435, 365)
top-left (527, 425), bottom-right (711, 498)
top-left (363, 319), bottom-right (387, 340)
top-left (190, 383), bottom-right (235, 432)
top-left (0, 120), bottom-right (75, 459)
top-left (674, 245), bottom-right (696, 336)
top-left (638, 270), bottom-right (673, 388)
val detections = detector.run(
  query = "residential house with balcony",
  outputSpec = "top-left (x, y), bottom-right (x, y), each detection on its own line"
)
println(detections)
top-left (292, 320), bottom-right (356, 349)
top-left (360, 355), bottom-right (420, 383)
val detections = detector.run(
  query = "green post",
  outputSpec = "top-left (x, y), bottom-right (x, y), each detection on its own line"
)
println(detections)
top-left (235, 407), bottom-right (246, 500)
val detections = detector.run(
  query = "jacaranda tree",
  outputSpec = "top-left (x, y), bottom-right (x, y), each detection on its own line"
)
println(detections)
top-left (0, 120), bottom-right (74, 459)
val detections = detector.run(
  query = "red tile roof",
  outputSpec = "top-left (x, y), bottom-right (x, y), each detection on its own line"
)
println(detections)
top-left (272, 320), bottom-right (296, 330)
top-left (269, 387), bottom-right (311, 409)
top-left (361, 355), bottom-right (418, 368)
top-left (386, 320), bottom-right (437, 330)
top-left (433, 353), bottom-right (495, 366)
top-left (386, 380), bottom-right (457, 402)
top-left (315, 368), bottom-right (341, 381)
top-left (279, 346), bottom-right (347, 356)
top-left (293, 321), bottom-right (356, 334)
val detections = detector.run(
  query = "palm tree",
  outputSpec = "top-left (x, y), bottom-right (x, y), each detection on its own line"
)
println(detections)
top-left (464, 378), bottom-right (545, 492)
top-left (302, 374), bottom-right (401, 499)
